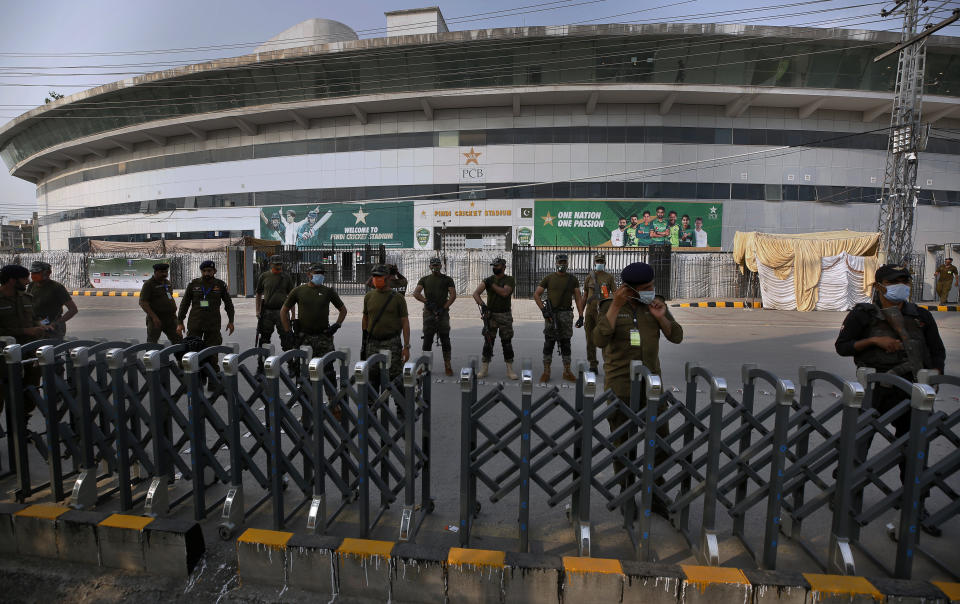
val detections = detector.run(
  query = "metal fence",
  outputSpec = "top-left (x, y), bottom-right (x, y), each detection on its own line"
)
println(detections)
top-left (456, 360), bottom-right (958, 580)
top-left (0, 339), bottom-right (433, 541)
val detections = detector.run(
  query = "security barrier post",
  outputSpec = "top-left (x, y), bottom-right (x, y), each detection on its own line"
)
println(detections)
top-left (761, 377), bottom-right (796, 569)
top-left (828, 379), bottom-right (864, 575)
top-left (37, 345), bottom-right (64, 501)
top-left (699, 368), bottom-right (727, 566)
top-left (182, 351), bottom-right (207, 521)
top-left (106, 348), bottom-right (132, 511)
top-left (4, 345), bottom-right (29, 502)
top-left (518, 365), bottom-right (532, 552)
top-left (458, 363), bottom-right (475, 547)
top-left (576, 370), bottom-right (596, 557)
top-left (894, 383), bottom-right (936, 579)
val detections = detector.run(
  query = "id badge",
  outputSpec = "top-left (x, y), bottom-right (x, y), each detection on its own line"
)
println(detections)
top-left (200, 300), bottom-right (210, 308)
top-left (41, 318), bottom-right (50, 326)
top-left (629, 329), bottom-right (642, 347)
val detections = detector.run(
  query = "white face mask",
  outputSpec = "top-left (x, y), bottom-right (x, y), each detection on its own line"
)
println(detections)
top-left (630, 286), bottom-right (656, 304)
top-left (883, 283), bottom-right (911, 302)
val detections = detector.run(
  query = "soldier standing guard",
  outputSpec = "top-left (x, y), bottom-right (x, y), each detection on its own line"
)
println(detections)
top-left (412, 257), bottom-right (456, 376)
top-left (281, 263), bottom-right (346, 388)
top-left (139, 263), bottom-right (182, 344)
top-left (533, 253), bottom-right (584, 383)
top-left (256, 255), bottom-right (295, 350)
top-left (177, 260), bottom-right (235, 389)
top-left (362, 264), bottom-right (411, 383)
top-left (27, 261), bottom-right (77, 340)
top-left (594, 262), bottom-right (683, 518)
top-left (472, 257), bottom-right (518, 380)
top-left (583, 253), bottom-right (616, 373)
top-left (0, 264), bottom-right (52, 416)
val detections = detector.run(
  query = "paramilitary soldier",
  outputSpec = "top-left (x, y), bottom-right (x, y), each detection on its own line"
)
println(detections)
top-left (27, 261), bottom-right (77, 339)
top-left (281, 263), bottom-right (347, 389)
top-left (362, 264), bottom-right (412, 383)
top-left (256, 255), bottom-right (295, 350)
top-left (472, 257), bottom-right (518, 380)
top-left (583, 253), bottom-right (616, 373)
top-left (594, 262), bottom-right (683, 518)
top-left (139, 263), bottom-right (182, 344)
top-left (412, 257), bottom-right (456, 376)
top-left (533, 253), bottom-right (585, 383)
top-left (177, 260), bottom-right (235, 387)
top-left (834, 263), bottom-right (945, 537)
top-left (0, 265), bottom-right (53, 416)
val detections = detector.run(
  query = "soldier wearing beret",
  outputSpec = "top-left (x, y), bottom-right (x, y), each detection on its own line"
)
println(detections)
top-left (26, 260), bottom-right (76, 340)
top-left (835, 263), bottom-right (945, 536)
top-left (139, 263), bottom-right (182, 344)
top-left (256, 255), bottom-right (295, 352)
top-left (533, 253), bottom-right (584, 383)
top-left (177, 261), bottom-right (235, 386)
top-left (582, 253), bottom-right (616, 373)
top-left (594, 262), bottom-right (683, 517)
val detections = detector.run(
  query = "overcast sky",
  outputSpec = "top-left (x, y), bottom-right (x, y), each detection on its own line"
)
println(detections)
top-left (1, 0), bottom-right (957, 221)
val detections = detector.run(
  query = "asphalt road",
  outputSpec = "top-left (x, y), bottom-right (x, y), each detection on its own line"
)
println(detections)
top-left (1, 295), bottom-right (958, 600)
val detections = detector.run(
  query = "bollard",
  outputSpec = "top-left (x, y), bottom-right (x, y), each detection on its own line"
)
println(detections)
top-left (263, 354), bottom-right (285, 531)
top-left (219, 352), bottom-right (244, 539)
top-left (458, 363), bottom-right (476, 547)
top-left (69, 347), bottom-right (97, 511)
top-left (306, 355), bottom-right (327, 535)
top-left (181, 351), bottom-right (207, 521)
top-left (893, 382), bottom-right (936, 579)
top-left (518, 365), bottom-right (533, 553)
top-left (633, 361), bottom-right (664, 563)
top-left (354, 355), bottom-right (385, 537)
top-left (761, 376), bottom-right (795, 570)
top-left (698, 366), bottom-right (728, 567)
top-left (106, 348), bottom-right (133, 511)
top-left (37, 345), bottom-right (64, 502)
top-left (733, 363), bottom-right (757, 539)
top-left (828, 378), bottom-right (864, 575)
top-left (576, 370), bottom-right (597, 557)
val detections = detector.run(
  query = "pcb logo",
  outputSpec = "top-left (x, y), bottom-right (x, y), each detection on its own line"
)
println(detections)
top-left (416, 227), bottom-right (431, 247)
top-left (517, 227), bottom-right (532, 245)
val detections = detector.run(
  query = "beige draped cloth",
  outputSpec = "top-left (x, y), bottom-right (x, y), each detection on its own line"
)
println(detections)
top-left (733, 230), bottom-right (881, 311)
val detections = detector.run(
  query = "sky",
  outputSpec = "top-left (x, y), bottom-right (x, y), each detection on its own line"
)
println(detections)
top-left (1, 0), bottom-right (958, 221)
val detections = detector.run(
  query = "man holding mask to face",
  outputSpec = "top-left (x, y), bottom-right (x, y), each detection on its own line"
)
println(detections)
top-left (594, 262), bottom-right (683, 519)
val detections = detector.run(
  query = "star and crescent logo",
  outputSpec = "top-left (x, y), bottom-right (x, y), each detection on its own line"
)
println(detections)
top-left (541, 211), bottom-right (555, 226)
top-left (353, 208), bottom-right (369, 224)
top-left (462, 147), bottom-right (482, 165)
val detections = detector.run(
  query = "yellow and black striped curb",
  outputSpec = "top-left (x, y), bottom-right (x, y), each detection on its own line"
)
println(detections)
top-left (70, 290), bottom-right (180, 298)
top-left (234, 529), bottom-right (960, 602)
top-left (918, 304), bottom-right (960, 312)
top-left (672, 301), bottom-right (763, 308)
top-left (1, 503), bottom-right (203, 576)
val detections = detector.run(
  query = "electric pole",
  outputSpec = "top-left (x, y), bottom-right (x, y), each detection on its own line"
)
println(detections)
top-left (875, 1), bottom-right (960, 264)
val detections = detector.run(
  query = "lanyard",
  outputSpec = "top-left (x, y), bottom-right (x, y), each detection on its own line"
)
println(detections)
top-left (201, 286), bottom-right (213, 300)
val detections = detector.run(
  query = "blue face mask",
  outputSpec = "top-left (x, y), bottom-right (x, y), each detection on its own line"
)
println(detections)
top-left (883, 283), bottom-right (910, 302)
top-left (311, 274), bottom-right (325, 286)
top-left (594, 264), bottom-right (605, 271)
top-left (630, 287), bottom-right (656, 305)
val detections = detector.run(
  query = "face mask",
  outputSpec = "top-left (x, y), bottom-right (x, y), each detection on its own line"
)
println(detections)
top-left (30, 273), bottom-right (43, 282)
top-left (271, 267), bottom-right (281, 274)
top-left (883, 283), bottom-right (911, 303)
top-left (556, 265), bottom-right (567, 273)
top-left (630, 287), bottom-right (656, 305)
top-left (594, 264), bottom-right (605, 272)
top-left (492, 267), bottom-right (504, 275)
top-left (431, 266), bottom-right (441, 273)
top-left (373, 276), bottom-right (387, 289)
top-left (311, 274), bottom-right (325, 286)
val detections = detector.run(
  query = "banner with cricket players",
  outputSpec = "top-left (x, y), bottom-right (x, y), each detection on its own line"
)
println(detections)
top-left (533, 200), bottom-right (723, 247)
top-left (258, 202), bottom-right (414, 248)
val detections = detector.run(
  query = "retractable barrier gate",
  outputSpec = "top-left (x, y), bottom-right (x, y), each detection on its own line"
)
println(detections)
top-left (0, 341), bottom-right (434, 544)
top-left (456, 360), bottom-right (960, 580)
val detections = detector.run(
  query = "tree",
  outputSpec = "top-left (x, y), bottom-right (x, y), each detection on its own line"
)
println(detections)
top-left (44, 91), bottom-right (65, 104)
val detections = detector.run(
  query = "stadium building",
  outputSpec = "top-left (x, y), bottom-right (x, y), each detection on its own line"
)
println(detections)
top-left (1, 6), bottom-right (959, 257)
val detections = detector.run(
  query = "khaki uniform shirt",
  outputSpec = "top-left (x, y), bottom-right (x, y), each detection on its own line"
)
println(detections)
top-left (539, 272), bottom-right (579, 309)
top-left (594, 297), bottom-right (683, 398)
top-left (936, 264), bottom-right (958, 283)
top-left (139, 276), bottom-right (177, 321)
top-left (26, 279), bottom-right (71, 323)
top-left (256, 271), bottom-right (295, 309)
top-left (583, 271), bottom-right (616, 315)
top-left (0, 290), bottom-right (38, 345)
top-left (363, 288), bottom-right (408, 339)
top-left (178, 278), bottom-right (235, 331)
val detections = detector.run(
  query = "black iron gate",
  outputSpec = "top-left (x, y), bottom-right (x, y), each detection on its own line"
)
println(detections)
top-left (254, 244), bottom-right (387, 295)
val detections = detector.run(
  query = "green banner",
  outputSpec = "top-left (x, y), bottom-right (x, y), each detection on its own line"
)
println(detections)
top-left (534, 200), bottom-right (722, 248)
top-left (89, 257), bottom-right (169, 290)
top-left (259, 202), bottom-right (414, 248)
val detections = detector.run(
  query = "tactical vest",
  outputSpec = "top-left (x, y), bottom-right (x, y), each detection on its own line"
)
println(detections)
top-left (853, 303), bottom-right (931, 377)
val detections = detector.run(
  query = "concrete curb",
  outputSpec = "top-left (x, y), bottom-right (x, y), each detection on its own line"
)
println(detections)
top-left (231, 535), bottom-right (960, 603)
top-left (2, 504), bottom-right (204, 577)
top-left (917, 304), bottom-right (960, 312)
top-left (70, 290), bottom-right (180, 298)
top-left (672, 301), bottom-right (763, 308)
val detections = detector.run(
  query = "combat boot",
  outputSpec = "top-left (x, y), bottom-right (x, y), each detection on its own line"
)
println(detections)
top-left (562, 362), bottom-right (577, 382)
top-left (444, 359), bottom-right (454, 377)
top-left (477, 361), bottom-right (489, 379)
top-left (539, 362), bottom-right (551, 383)
top-left (505, 362), bottom-right (518, 380)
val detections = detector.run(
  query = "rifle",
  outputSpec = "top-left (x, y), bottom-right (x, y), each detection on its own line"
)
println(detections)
top-left (360, 330), bottom-right (369, 359)
top-left (543, 298), bottom-right (560, 332)
top-left (479, 304), bottom-right (495, 345)
top-left (425, 300), bottom-right (442, 346)
top-left (255, 313), bottom-right (265, 372)
top-left (880, 306), bottom-right (924, 377)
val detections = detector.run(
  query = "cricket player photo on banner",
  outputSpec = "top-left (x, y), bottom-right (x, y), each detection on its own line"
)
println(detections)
top-left (259, 202), bottom-right (414, 248)
top-left (533, 200), bottom-right (722, 247)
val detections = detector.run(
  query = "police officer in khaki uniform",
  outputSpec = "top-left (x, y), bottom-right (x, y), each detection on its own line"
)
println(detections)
top-left (583, 253), bottom-right (616, 373)
top-left (256, 255), bottom-right (295, 350)
top-left (472, 257), bottom-right (518, 380)
top-left (534, 254), bottom-right (584, 383)
top-left (835, 263), bottom-right (945, 536)
top-left (177, 261), bottom-right (235, 389)
top-left (139, 263), bottom-right (182, 344)
top-left (0, 264), bottom-right (52, 415)
top-left (934, 258), bottom-right (958, 305)
top-left (413, 258), bottom-right (456, 376)
top-left (362, 264), bottom-right (411, 383)
top-left (27, 261), bottom-right (77, 340)
top-left (594, 262), bottom-right (683, 517)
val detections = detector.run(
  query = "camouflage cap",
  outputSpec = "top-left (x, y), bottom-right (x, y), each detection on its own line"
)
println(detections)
top-left (268, 255), bottom-right (283, 264)
top-left (29, 261), bottom-right (51, 273)
top-left (370, 264), bottom-right (389, 276)
top-left (594, 253), bottom-right (606, 263)
top-left (555, 254), bottom-right (568, 263)
top-left (429, 257), bottom-right (442, 266)
top-left (308, 263), bottom-right (325, 273)
top-left (490, 257), bottom-right (506, 266)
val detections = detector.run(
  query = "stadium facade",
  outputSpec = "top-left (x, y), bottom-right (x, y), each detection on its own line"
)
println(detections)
top-left (1, 7), bottom-right (959, 257)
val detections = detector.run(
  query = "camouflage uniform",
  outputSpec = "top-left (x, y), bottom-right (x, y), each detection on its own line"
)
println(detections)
top-left (256, 268), bottom-right (295, 349)
top-left (362, 287), bottom-right (408, 382)
top-left (0, 287), bottom-right (41, 414)
top-left (539, 272), bottom-right (579, 365)
top-left (417, 271), bottom-right (455, 361)
top-left (583, 264), bottom-right (616, 371)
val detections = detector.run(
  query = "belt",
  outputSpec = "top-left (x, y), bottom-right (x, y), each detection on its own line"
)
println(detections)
top-left (369, 332), bottom-right (401, 340)
top-left (553, 307), bottom-right (572, 311)
top-left (262, 305), bottom-right (282, 311)
top-left (301, 329), bottom-right (328, 336)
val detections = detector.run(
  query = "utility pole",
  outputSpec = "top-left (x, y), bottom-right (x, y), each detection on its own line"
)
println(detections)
top-left (875, 1), bottom-right (960, 264)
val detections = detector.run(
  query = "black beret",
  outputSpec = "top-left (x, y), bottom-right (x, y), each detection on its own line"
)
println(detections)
top-left (153, 263), bottom-right (169, 271)
top-left (621, 262), bottom-right (655, 285)
top-left (875, 264), bottom-right (911, 282)
top-left (199, 260), bottom-right (216, 270)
